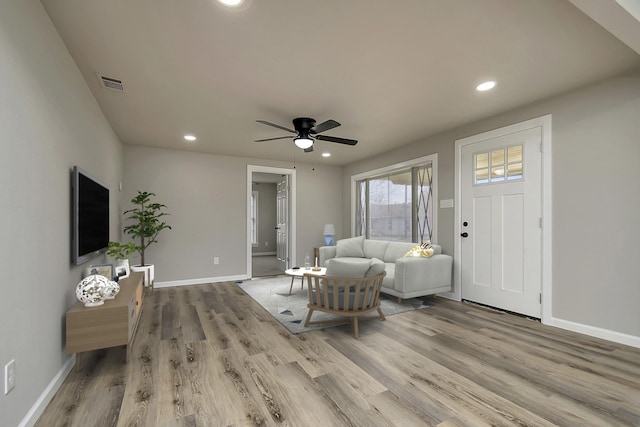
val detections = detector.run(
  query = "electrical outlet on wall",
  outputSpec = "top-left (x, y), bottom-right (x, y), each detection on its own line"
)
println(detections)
top-left (213, 257), bottom-right (219, 265)
top-left (4, 359), bottom-right (15, 395)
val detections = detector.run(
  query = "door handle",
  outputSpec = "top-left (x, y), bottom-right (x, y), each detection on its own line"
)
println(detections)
top-left (274, 226), bottom-right (280, 230)
top-left (460, 232), bottom-right (469, 238)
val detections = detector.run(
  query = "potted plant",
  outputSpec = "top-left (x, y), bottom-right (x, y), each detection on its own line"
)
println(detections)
top-left (121, 191), bottom-right (171, 287)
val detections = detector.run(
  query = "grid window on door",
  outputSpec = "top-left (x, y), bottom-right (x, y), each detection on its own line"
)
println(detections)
top-left (474, 144), bottom-right (523, 184)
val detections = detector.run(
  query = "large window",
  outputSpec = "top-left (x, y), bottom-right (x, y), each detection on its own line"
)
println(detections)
top-left (353, 154), bottom-right (437, 243)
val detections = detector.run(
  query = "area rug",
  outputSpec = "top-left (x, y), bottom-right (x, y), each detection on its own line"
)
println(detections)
top-left (237, 275), bottom-right (432, 334)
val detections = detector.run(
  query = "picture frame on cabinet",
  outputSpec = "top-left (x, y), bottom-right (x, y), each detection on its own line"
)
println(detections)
top-left (87, 263), bottom-right (114, 281)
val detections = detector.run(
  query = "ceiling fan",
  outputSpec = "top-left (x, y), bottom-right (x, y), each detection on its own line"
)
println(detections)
top-left (254, 117), bottom-right (358, 152)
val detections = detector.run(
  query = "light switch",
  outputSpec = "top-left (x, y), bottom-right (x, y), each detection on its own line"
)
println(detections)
top-left (440, 199), bottom-right (454, 208)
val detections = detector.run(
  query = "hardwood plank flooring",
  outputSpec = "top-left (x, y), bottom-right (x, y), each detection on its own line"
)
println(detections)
top-left (36, 282), bottom-right (640, 426)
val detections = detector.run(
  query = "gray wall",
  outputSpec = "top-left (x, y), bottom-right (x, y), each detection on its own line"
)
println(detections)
top-left (251, 182), bottom-right (277, 254)
top-left (343, 70), bottom-right (640, 338)
top-left (123, 146), bottom-right (343, 282)
top-left (0, 2), bottom-right (124, 425)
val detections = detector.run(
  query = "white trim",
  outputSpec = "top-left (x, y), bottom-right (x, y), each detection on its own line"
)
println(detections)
top-left (548, 317), bottom-right (640, 349)
top-left (250, 190), bottom-right (259, 245)
top-left (154, 274), bottom-right (249, 288)
top-left (450, 115), bottom-right (552, 326)
top-left (350, 153), bottom-right (438, 243)
top-left (18, 355), bottom-right (76, 427)
top-left (252, 251), bottom-right (277, 256)
top-left (247, 165), bottom-right (296, 278)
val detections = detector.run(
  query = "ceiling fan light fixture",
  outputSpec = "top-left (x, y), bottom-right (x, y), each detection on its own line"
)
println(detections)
top-left (294, 137), bottom-right (313, 149)
top-left (184, 134), bottom-right (197, 141)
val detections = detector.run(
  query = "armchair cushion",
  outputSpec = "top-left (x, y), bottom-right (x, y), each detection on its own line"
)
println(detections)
top-left (326, 257), bottom-right (370, 277)
top-left (365, 258), bottom-right (386, 277)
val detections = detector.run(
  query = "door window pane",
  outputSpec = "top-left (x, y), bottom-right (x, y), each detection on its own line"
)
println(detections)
top-left (475, 144), bottom-right (523, 185)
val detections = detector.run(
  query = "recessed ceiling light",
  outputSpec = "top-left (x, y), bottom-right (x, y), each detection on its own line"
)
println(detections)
top-left (184, 134), bottom-right (197, 141)
top-left (476, 81), bottom-right (497, 92)
top-left (322, 152), bottom-right (331, 158)
top-left (217, 0), bottom-right (243, 6)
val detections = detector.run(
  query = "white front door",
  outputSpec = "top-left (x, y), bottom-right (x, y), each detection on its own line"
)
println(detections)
top-left (276, 175), bottom-right (289, 271)
top-left (460, 127), bottom-right (542, 318)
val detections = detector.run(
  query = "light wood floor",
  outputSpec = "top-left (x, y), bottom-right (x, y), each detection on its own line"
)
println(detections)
top-left (37, 282), bottom-right (640, 426)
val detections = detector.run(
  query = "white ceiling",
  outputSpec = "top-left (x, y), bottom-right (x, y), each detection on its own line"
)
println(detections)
top-left (41, 0), bottom-right (640, 166)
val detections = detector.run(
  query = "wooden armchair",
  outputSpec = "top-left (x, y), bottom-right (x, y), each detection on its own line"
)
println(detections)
top-left (303, 271), bottom-right (386, 338)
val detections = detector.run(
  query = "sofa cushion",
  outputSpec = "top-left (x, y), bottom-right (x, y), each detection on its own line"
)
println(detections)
top-left (383, 242), bottom-right (416, 262)
top-left (363, 239), bottom-right (389, 260)
top-left (365, 258), bottom-right (386, 277)
top-left (326, 257), bottom-right (370, 277)
top-left (336, 236), bottom-right (365, 258)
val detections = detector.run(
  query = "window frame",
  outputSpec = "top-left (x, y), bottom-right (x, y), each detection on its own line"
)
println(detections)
top-left (351, 153), bottom-right (438, 244)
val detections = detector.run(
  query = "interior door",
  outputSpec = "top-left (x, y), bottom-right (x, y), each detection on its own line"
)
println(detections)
top-left (460, 127), bottom-right (542, 318)
top-left (276, 175), bottom-right (289, 271)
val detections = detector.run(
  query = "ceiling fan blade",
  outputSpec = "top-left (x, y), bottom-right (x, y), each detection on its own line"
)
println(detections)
top-left (315, 134), bottom-right (358, 145)
top-left (304, 145), bottom-right (314, 153)
top-left (310, 119), bottom-right (340, 134)
top-left (256, 120), bottom-right (296, 134)
top-left (254, 136), bottom-right (292, 142)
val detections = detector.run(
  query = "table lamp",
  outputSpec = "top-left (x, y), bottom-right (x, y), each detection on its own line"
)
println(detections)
top-left (323, 224), bottom-right (336, 246)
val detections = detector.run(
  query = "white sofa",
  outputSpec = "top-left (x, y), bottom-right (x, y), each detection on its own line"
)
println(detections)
top-left (318, 236), bottom-right (453, 302)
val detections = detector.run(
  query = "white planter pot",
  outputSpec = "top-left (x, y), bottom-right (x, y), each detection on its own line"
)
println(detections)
top-left (131, 264), bottom-right (155, 288)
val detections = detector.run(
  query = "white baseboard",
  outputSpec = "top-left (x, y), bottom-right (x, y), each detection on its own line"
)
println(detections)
top-left (154, 274), bottom-right (249, 288)
top-left (19, 354), bottom-right (76, 427)
top-left (252, 252), bottom-right (276, 256)
top-left (546, 317), bottom-right (640, 349)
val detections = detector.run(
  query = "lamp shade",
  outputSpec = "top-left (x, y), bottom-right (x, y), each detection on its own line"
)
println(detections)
top-left (323, 224), bottom-right (335, 235)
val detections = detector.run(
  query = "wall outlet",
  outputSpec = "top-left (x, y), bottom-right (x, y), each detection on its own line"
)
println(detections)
top-left (213, 257), bottom-right (219, 265)
top-left (4, 359), bottom-right (15, 395)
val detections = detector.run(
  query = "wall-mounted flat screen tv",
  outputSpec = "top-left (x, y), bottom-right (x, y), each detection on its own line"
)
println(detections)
top-left (72, 166), bottom-right (109, 265)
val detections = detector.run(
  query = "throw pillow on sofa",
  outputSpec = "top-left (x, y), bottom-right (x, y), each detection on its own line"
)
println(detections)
top-left (404, 241), bottom-right (434, 258)
top-left (336, 235), bottom-right (365, 258)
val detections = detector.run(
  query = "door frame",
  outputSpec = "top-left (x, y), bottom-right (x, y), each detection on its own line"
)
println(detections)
top-left (247, 165), bottom-right (297, 277)
top-left (448, 115), bottom-right (553, 324)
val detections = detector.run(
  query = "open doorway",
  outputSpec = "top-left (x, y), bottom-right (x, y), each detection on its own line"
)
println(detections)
top-left (247, 165), bottom-right (296, 278)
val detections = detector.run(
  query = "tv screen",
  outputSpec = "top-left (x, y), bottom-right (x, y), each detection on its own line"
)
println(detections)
top-left (72, 166), bottom-right (109, 265)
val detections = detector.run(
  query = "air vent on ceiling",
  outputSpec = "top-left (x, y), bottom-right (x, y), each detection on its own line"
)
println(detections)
top-left (96, 73), bottom-right (124, 92)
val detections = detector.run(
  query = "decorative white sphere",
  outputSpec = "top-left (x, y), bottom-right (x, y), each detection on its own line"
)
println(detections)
top-left (76, 274), bottom-right (109, 307)
top-left (103, 280), bottom-right (120, 300)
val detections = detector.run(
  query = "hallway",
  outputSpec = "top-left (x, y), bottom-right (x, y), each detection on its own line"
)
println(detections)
top-left (252, 255), bottom-right (284, 277)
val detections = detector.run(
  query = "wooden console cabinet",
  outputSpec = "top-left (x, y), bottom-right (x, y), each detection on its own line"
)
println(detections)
top-left (66, 271), bottom-right (143, 360)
